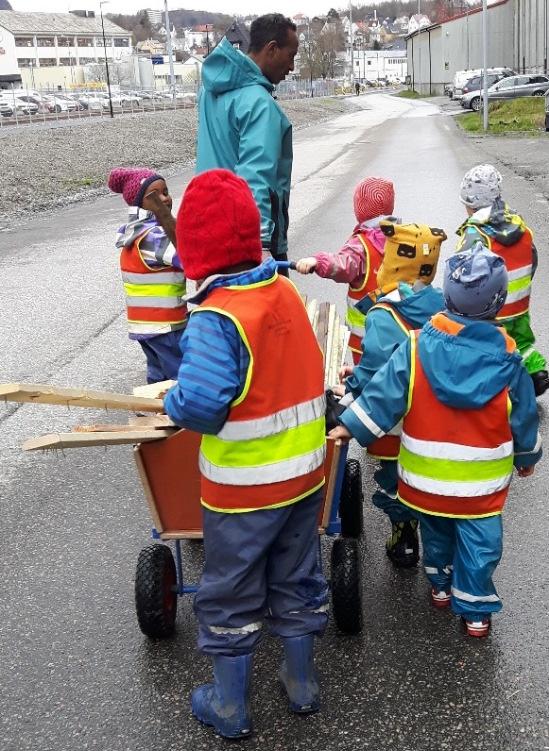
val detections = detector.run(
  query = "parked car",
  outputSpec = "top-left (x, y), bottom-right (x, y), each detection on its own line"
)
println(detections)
top-left (14, 93), bottom-right (50, 113)
top-left (453, 68), bottom-right (514, 101)
top-left (75, 93), bottom-right (104, 111)
top-left (52, 94), bottom-right (80, 111)
top-left (545, 89), bottom-right (549, 131)
top-left (487, 73), bottom-right (549, 101)
top-left (42, 94), bottom-right (70, 113)
top-left (0, 94), bottom-right (38, 115)
top-left (0, 99), bottom-right (13, 117)
top-left (459, 71), bottom-right (514, 111)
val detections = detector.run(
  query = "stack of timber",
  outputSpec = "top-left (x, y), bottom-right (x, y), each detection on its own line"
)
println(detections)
top-left (0, 301), bottom-right (347, 453)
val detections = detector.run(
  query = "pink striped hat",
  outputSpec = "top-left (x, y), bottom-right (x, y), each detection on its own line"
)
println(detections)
top-left (353, 177), bottom-right (395, 223)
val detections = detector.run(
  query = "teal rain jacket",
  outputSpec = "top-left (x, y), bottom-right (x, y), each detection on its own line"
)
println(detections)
top-left (196, 38), bottom-right (293, 257)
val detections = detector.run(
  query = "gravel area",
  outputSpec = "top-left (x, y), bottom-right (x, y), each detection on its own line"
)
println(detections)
top-left (0, 97), bottom-right (353, 227)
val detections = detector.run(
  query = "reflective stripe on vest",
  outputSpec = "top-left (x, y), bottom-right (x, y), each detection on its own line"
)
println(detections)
top-left (119, 228), bottom-right (187, 335)
top-left (397, 325), bottom-right (514, 518)
top-left (346, 233), bottom-right (383, 354)
top-left (197, 274), bottom-right (327, 513)
top-left (475, 228), bottom-right (534, 321)
top-left (366, 303), bottom-right (413, 460)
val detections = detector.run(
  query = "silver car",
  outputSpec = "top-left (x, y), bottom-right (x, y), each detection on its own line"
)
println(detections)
top-left (488, 74), bottom-right (549, 101)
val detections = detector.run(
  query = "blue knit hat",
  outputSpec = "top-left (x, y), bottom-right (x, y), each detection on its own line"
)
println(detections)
top-left (443, 242), bottom-right (508, 319)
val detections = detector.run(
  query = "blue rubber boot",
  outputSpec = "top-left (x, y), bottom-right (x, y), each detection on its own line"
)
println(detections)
top-left (191, 654), bottom-right (253, 739)
top-left (279, 635), bottom-right (320, 714)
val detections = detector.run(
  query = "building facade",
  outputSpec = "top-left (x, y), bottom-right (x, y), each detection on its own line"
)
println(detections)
top-left (349, 49), bottom-right (407, 83)
top-left (406, 0), bottom-right (547, 95)
top-left (0, 11), bottom-right (132, 89)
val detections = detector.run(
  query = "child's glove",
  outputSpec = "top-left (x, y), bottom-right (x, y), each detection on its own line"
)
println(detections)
top-left (295, 257), bottom-right (317, 274)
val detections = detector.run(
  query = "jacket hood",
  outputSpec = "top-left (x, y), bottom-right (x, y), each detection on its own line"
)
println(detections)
top-left (116, 209), bottom-right (156, 249)
top-left (356, 282), bottom-right (443, 323)
top-left (418, 312), bottom-right (522, 408)
top-left (201, 37), bottom-right (273, 95)
top-left (457, 198), bottom-right (526, 247)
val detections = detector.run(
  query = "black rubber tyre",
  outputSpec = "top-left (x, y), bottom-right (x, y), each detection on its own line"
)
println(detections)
top-left (470, 96), bottom-right (481, 112)
top-left (331, 537), bottom-right (362, 634)
top-left (135, 544), bottom-right (177, 638)
top-left (533, 90), bottom-right (545, 96)
top-left (338, 458), bottom-right (363, 538)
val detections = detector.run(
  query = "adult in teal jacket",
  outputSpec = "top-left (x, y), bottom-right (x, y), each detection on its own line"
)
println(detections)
top-left (196, 14), bottom-right (299, 262)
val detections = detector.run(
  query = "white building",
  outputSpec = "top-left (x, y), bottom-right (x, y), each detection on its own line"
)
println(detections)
top-left (349, 49), bottom-right (407, 83)
top-left (0, 10), bottom-right (132, 90)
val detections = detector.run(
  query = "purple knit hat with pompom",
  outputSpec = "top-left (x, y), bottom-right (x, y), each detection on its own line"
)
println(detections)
top-left (108, 167), bottom-right (164, 208)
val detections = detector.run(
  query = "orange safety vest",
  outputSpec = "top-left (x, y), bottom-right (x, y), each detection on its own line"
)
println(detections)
top-left (196, 273), bottom-right (327, 513)
top-left (397, 315), bottom-right (516, 519)
top-left (119, 229), bottom-right (187, 336)
top-left (346, 233), bottom-right (384, 358)
top-left (366, 302), bottom-right (414, 460)
top-left (473, 227), bottom-right (534, 321)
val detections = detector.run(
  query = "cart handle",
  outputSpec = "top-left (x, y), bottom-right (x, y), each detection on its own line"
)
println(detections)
top-left (275, 260), bottom-right (297, 270)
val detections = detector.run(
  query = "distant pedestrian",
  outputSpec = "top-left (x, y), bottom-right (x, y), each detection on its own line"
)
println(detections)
top-left (355, 81), bottom-right (360, 95)
top-left (108, 167), bottom-right (187, 384)
top-left (330, 243), bottom-right (541, 638)
top-left (196, 14), bottom-right (299, 270)
top-left (457, 163), bottom-right (549, 396)
top-left (295, 176), bottom-right (397, 363)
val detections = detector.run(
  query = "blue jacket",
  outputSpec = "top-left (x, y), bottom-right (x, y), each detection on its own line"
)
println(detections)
top-left (340, 312), bottom-right (541, 470)
top-left (196, 38), bottom-right (292, 256)
top-left (162, 262), bottom-right (287, 434)
top-left (345, 283), bottom-right (445, 398)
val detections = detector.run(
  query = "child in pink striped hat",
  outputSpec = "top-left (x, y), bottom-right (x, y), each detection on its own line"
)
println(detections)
top-left (296, 176), bottom-right (397, 364)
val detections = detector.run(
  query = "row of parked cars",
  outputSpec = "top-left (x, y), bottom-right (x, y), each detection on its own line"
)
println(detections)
top-left (446, 67), bottom-right (549, 111)
top-left (0, 88), bottom-right (197, 117)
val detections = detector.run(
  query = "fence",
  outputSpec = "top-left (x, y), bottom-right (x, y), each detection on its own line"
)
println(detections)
top-left (0, 79), bottom-right (344, 128)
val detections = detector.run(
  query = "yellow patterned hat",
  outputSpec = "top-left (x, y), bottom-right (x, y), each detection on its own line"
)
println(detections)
top-left (376, 221), bottom-right (447, 289)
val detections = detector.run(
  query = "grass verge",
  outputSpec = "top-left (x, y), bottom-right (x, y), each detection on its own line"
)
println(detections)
top-left (457, 97), bottom-right (546, 133)
top-left (394, 89), bottom-right (422, 99)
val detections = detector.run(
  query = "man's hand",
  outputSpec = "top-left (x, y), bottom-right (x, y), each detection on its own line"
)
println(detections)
top-left (295, 257), bottom-right (317, 274)
top-left (517, 465), bottom-right (535, 478)
top-left (328, 425), bottom-right (352, 442)
top-left (338, 365), bottom-right (354, 383)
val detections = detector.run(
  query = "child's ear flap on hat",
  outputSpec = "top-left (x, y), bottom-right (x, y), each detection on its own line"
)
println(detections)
top-left (379, 220), bottom-right (396, 237)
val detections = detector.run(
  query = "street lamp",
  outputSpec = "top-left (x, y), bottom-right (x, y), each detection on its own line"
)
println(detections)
top-left (99, 0), bottom-right (114, 118)
top-left (163, 0), bottom-right (176, 96)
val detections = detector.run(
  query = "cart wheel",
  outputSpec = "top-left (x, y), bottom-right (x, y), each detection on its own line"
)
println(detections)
top-left (135, 544), bottom-right (177, 638)
top-left (338, 458), bottom-right (364, 538)
top-left (331, 537), bottom-right (362, 634)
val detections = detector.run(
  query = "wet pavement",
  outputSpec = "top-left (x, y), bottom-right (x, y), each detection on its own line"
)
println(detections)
top-left (1, 93), bottom-right (549, 751)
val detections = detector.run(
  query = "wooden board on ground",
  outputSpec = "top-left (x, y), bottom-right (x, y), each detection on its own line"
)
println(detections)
top-left (0, 383), bottom-right (163, 413)
top-left (22, 429), bottom-right (174, 452)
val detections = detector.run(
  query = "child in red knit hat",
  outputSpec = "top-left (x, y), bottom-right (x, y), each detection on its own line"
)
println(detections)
top-left (108, 167), bottom-right (187, 384)
top-left (163, 169), bottom-right (328, 740)
top-left (296, 176), bottom-right (397, 364)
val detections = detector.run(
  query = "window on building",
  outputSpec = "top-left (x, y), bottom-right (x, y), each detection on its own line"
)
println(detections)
top-left (15, 37), bottom-right (34, 47)
top-left (17, 58), bottom-right (34, 67)
top-left (77, 37), bottom-right (94, 47)
top-left (367, 60), bottom-right (372, 65)
top-left (37, 37), bottom-right (55, 47)
top-left (79, 58), bottom-right (97, 65)
top-left (57, 37), bottom-right (74, 47)
top-left (114, 38), bottom-right (130, 47)
top-left (59, 58), bottom-right (73, 66)
top-left (96, 37), bottom-right (112, 47)
top-left (40, 58), bottom-right (57, 67)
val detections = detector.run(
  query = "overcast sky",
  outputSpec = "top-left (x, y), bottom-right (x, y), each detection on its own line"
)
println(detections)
top-left (11, 1), bottom-right (342, 17)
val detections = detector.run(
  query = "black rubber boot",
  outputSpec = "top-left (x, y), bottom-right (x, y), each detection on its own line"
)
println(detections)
top-left (531, 370), bottom-right (549, 397)
top-left (386, 520), bottom-right (419, 568)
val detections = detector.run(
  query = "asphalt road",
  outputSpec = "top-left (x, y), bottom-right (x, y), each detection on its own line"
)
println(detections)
top-left (1, 93), bottom-right (549, 751)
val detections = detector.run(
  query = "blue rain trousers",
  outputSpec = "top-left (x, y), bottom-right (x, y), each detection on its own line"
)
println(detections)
top-left (372, 459), bottom-right (417, 523)
top-left (195, 488), bottom-right (329, 656)
top-left (138, 329), bottom-right (184, 384)
top-left (419, 512), bottom-right (503, 620)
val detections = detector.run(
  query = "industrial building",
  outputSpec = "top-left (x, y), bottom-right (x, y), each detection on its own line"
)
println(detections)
top-left (406, 0), bottom-right (548, 95)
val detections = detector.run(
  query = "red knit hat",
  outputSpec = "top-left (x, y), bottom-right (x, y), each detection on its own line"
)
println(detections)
top-left (353, 177), bottom-right (395, 223)
top-left (176, 169), bottom-right (262, 280)
top-left (108, 167), bottom-right (164, 207)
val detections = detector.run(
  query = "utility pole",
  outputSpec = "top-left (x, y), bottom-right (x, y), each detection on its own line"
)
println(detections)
top-left (99, 1), bottom-right (114, 119)
top-left (482, 0), bottom-right (489, 131)
top-left (164, 0), bottom-right (176, 96)
top-left (349, 1), bottom-right (354, 87)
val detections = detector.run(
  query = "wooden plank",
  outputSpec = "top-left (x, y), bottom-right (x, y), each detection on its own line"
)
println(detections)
top-left (127, 414), bottom-right (175, 428)
top-left (0, 383), bottom-right (163, 413)
top-left (22, 429), bottom-right (174, 452)
top-left (132, 380), bottom-right (176, 398)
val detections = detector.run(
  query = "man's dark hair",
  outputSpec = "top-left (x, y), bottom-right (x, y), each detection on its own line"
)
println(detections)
top-left (249, 13), bottom-right (297, 53)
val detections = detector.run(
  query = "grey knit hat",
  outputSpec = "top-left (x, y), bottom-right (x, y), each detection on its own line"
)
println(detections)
top-left (460, 164), bottom-right (502, 209)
